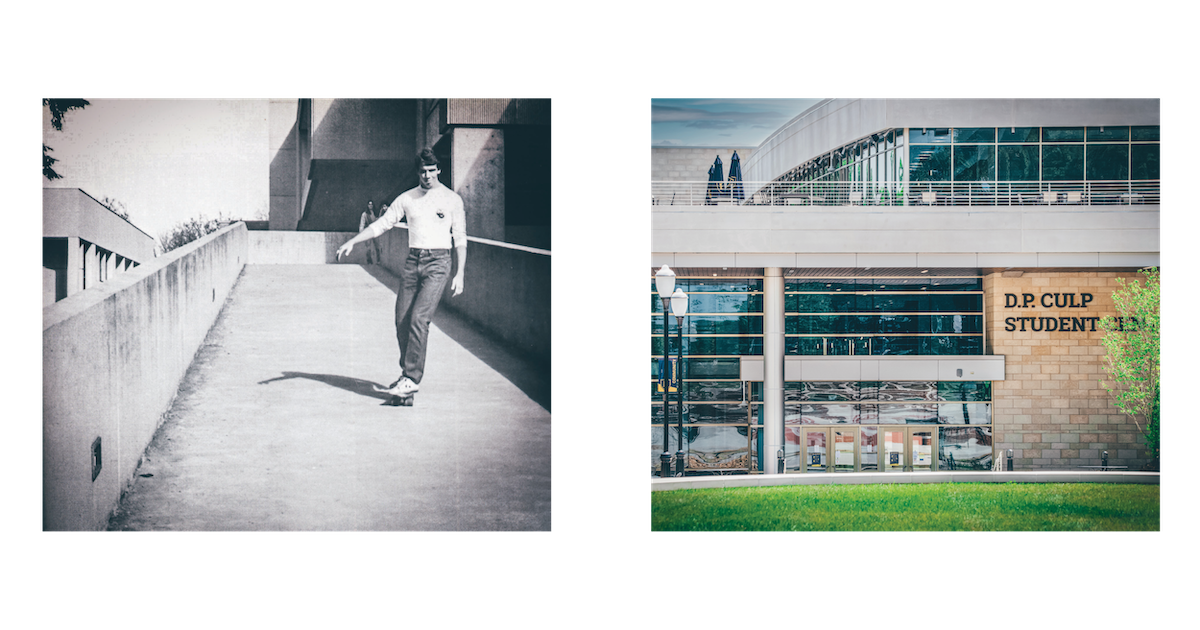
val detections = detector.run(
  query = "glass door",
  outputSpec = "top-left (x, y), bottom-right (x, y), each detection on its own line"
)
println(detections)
top-left (860, 426), bottom-right (878, 471)
top-left (910, 428), bottom-right (935, 471)
top-left (833, 427), bottom-right (857, 472)
top-left (802, 428), bottom-right (829, 473)
top-left (883, 428), bottom-right (906, 471)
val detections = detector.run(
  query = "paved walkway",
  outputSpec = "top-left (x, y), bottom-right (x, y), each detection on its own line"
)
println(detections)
top-left (107, 264), bottom-right (550, 531)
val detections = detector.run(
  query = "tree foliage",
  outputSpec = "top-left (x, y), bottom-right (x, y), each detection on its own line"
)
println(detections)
top-left (100, 196), bottom-right (130, 221)
top-left (158, 214), bottom-right (231, 254)
top-left (1099, 268), bottom-right (1160, 467)
top-left (43, 98), bottom-right (90, 180)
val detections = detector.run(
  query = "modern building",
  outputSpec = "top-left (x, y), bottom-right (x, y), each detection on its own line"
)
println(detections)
top-left (43, 188), bottom-right (156, 307)
top-left (270, 98), bottom-right (551, 250)
top-left (651, 98), bottom-right (1159, 475)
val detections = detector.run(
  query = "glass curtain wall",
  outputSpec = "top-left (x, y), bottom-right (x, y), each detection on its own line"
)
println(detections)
top-left (785, 274), bottom-right (984, 356)
top-left (775, 129), bottom-right (905, 205)
top-left (651, 274), bottom-right (764, 474)
top-left (909, 126), bottom-right (1160, 203)
top-left (769, 126), bottom-right (1158, 206)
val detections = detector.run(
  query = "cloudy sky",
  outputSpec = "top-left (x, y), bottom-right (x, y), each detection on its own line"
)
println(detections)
top-left (651, 98), bottom-right (824, 147)
top-left (42, 99), bottom-right (269, 243)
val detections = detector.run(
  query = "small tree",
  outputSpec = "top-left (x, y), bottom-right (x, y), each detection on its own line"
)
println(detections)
top-left (100, 196), bottom-right (130, 221)
top-left (1099, 268), bottom-right (1160, 469)
top-left (158, 214), bottom-right (231, 253)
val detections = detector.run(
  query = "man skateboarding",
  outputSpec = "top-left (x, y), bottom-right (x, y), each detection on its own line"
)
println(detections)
top-left (336, 148), bottom-right (466, 402)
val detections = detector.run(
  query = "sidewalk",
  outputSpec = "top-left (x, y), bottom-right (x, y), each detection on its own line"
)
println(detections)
top-left (107, 264), bottom-right (550, 531)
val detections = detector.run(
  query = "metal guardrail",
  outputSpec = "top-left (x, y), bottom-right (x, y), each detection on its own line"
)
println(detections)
top-left (651, 180), bottom-right (1161, 207)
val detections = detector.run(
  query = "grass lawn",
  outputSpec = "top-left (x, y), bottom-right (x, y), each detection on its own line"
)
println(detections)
top-left (651, 482), bottom-right (1159, 531)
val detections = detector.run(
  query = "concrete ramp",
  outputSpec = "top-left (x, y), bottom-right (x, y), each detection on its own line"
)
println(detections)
top-left (107, 264), bottom-right (550, 531)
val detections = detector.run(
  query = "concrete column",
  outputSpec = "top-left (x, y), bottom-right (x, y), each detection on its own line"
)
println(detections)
top-left (762, 267), bottom-right (785, 472)
top-left (451, 127), bottom-right (505, 241)
top-left (66, 236), bottom-right (82, 298)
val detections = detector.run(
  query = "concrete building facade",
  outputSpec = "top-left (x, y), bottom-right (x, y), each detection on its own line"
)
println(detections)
top-left (43, 188), bottom-right (156, 307)
top-left (651, 98), bottom-right (1159, 475)
top-left (270, 98), bottom-right (551, 250)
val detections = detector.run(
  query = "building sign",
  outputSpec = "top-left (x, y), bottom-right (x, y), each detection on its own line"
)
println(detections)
top-left (1005, 292), bottom-right (1095, 309)
top-left (1001, 292), bottom-right (1132, 333)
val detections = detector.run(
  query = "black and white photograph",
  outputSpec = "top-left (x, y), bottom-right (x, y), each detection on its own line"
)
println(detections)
top-left (42, 98), bottom-right (551, 531)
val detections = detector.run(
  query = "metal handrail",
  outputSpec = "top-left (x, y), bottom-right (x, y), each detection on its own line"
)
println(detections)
top-left (650, 180), bottom-right (1160, 207)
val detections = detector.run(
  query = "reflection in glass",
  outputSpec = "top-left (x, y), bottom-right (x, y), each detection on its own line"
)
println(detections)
top-left (1131, 144), bottom-right (1159, 180)
top-left (1043, 145), bottom-right (1084, 180)
top-left (939, 426), bottom-right (992, 470)
top-left (954, 144), bottom-right (996, 181)
top-left (1086, 144), bottom-right (1129, 181)
top-left (784, 427), bottom-right (802, 471)
top-left (911, 430), bottom-right (934, 471)
top-left (805, 430), bottom-right (828, 472)
top-left (684, 402), bottom-right (750, 424)
top-left (938, 403), bottom-right (991, 425)
top-left (801, 404), bottom-right (859, 424)
top-left (679, 426), bottom-right (750, 471)
top-left (884, 429), bottom-right (905, 471)
top-left (802, 382), bottom-right (857, 401)
top-left (1043, 127), bottom-right (1084, 142)
top-left (998, 145), bottom-right (1039, 181)
top-left (834, 429), bottom-right (856, 471)
top-left (910, 145), bottom-right (951, 181)
top-left (937, 381), bottom-right (992, 401)
top-left (879, 382), bottom-right (937, 401)
top-left (860, 426), bottom-right (879, 471)
top-left (877, 404), bottom-right (938, 424)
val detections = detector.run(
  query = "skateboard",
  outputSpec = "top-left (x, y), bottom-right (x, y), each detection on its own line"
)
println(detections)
top-left (384, 393), bottom-right (415, 407)
top-left (375, 380), bottom-right (416, 406)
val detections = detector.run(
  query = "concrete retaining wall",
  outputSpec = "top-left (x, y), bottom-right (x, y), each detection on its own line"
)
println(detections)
top-left (373, 227), bottom-right (550, 367)
top-left (248, 230), bottom-right (356, 264)
top-left (43, 223), bottom-right (249, 531)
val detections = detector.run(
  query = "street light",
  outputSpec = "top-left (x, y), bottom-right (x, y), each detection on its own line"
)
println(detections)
top-left (671, 287), bottom-right (689, 477)
top-left (655, 265), bottom-right (675, 478)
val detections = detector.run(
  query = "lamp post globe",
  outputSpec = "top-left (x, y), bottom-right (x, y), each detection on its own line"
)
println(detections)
top-left (670, 287), bottom-right (688, 318)
top-left (655, 265), bottom-right (676, 300)
top-left (654, 266), bottom-right (675, 477)
top-left (671, 287), bottom-right (688, 476)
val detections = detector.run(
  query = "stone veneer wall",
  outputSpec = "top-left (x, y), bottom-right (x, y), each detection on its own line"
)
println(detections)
top-left (985, 271), bottom-right (1152, 471)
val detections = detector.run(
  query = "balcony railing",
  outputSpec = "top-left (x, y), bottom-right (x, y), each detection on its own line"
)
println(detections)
top-left (651, 180), bottom-right (1160, 207)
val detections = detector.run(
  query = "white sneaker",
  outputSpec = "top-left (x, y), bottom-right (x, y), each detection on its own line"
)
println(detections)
top-left (387, 377), bottom-right (419, 396)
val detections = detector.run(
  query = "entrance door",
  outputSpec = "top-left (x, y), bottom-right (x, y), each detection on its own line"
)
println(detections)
top-left (860, 426), bottom-right (879, 472)
top-left (883, 428), bottom-right (906, 471)
top-left (801, 428), bottom-right (829, 473)
top-left (832, 427), bottom-right (857, 472)
top-left (881, 427), bottom-right (937, 472)
top-left (910, 428), bottom-right (935, 471)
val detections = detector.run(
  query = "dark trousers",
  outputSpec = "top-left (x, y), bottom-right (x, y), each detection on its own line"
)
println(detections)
top-left (395, 248), bottom-right (451, 384)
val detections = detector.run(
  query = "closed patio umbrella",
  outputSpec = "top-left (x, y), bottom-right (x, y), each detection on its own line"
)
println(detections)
top-left (728, 151), bottom-right (745, 201)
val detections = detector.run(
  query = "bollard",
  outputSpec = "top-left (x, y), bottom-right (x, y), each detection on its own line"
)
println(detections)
top-left (777, 449), bottom-right (784, 474)
top-left (1006, 449), bottom-right (1013, 472)
top-left (1102, 451), bottom-right (1108, 472)
top-left (660, 452), bottom-right (672, 478)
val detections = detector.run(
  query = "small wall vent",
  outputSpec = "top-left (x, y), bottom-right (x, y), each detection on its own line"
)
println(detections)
top-left (91, 437), bottom-right (102, 482)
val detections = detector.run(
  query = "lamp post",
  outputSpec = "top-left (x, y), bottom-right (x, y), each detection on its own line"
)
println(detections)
top-left (655, 266), bottom-right (675, 477)
top-left (671, 287), bottom-right (689, 477)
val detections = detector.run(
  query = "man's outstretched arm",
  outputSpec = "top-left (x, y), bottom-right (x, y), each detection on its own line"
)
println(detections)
top-left (335, 228), bottom-right (380, 260)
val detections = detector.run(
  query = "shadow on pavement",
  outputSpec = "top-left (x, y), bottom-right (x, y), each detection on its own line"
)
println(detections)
top-left (359, 264), bottom-right (550, 412)
top-left (258, 371), bottom-right (395, 404)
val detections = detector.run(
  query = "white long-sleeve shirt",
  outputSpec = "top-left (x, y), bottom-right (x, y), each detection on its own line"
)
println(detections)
top-left (366, 184), bottom-right (466, 250)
